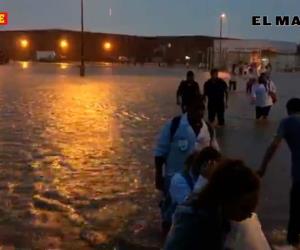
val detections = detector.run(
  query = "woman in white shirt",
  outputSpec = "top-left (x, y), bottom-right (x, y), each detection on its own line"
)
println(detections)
top-left (251, 73), bottom-right (276, 120)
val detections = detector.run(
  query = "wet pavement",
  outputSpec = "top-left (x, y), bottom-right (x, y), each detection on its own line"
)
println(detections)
top-left (0, 62), bottom-right (299, 249)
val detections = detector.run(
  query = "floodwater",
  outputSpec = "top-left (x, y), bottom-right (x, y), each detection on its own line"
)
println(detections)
top-left (0, 62), bottom-right (299, 249)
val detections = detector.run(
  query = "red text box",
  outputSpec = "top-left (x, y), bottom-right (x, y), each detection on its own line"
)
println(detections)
top-left (0, 12), bottom-right (8, 25)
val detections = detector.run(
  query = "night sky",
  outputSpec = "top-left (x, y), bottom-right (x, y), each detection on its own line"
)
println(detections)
top-left (1, 0), bottom-right (299, 42)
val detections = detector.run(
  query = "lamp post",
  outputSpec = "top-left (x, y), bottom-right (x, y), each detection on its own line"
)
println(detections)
top-left (219, 13), bottom-right (226, 68)
top-left (80, 0), bottom-right (85, 77)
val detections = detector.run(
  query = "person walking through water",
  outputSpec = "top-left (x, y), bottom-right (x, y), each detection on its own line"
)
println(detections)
top-left (203, 68), bottom-right (228, 126)
top-left (164, 159), bottom-right (261, 250)
top-left (176, 71), bottom-right (201, 113)
top-left (229, 64), bottom-right (237, 91)
top-left (251, 73), bottom-right (276, 120)
top-left (154, 99), bottom-right (219, 236)
top-left (257, 98), bottom-right (300, 247)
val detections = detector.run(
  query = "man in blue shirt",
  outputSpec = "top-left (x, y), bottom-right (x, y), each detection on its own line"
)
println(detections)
top-left (154, 98), bottom-right (219, 235)
top-left (258, 98), bottom-right (300, 247)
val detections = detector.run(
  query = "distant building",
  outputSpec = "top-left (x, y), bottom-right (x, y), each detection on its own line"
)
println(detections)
top-left (0, 30), bottom-right (299, 71)
top-left (0, 29), bottom-right (215, 65)
top-left (214, 39), bottom-right (300, 71)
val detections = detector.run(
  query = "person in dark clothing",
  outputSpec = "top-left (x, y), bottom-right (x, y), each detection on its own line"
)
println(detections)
top-left (164, 159), bottom-right (260, 250)
top-left (258, 98), bottom-right (300, 247)
top-left (176, 71), bottom-right (201, 113)
top-left (203, 69), bottom-right (228, 126)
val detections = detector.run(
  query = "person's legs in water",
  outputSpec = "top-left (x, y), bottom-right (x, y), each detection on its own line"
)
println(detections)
top-left (262, 106), bottom-right (271, 119)
top-left (217, 106), bottom-right (225, 126)
top-left (287, 182), bottom-right (300, 246)
top-left (256, 107), bottom-right (263, 120)
top-left (208, 106), bottom-right (217, 125)
top-left (229, 81), bottom-right (233, 91)
top-left (160, 177), bottom-right (172, 238)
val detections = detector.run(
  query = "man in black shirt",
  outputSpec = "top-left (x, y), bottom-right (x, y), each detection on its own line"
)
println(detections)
top-left (176, 71), bottom-right (201, 113)
top-left (204, 69), bottom-right (228, 126)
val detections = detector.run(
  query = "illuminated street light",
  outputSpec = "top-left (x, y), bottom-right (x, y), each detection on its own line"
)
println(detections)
top-left (60, 39), bottom-right (69, 49)
top-left (20, 39), bottom-right (29, 49)
top-left (103, 42), bottom-right (112, 51)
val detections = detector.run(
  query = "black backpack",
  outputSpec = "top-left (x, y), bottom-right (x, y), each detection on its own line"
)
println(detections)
top-left (170, 116), bottom-right (214, 143)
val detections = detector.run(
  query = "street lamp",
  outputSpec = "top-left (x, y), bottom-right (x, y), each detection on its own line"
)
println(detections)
top-left (20, 39), bottom-right (29, 49)
top-left (103, 42), bottom-right (112, 51)
top-left (60, 39), bottom-right (69, 49)
top-left (80, 0), bottom-right (85, 77)
top-left (219, 13), bottom-right (226, 67)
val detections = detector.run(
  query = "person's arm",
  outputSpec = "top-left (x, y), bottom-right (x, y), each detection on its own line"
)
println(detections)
top-left (154, 122), bottom-right (171, 190)
top-left (195, 82), bottom-right (201, 96)
top-left (176, 81), bottom-right (183, 105)
top-left (203, 82), bottom-right (208, 103)
top-left (257, 136), bottom-right (282, 177)
top-left (155, 157), bottom-right (165, 191)
top-left (224, 81), bottom-right (229, 108)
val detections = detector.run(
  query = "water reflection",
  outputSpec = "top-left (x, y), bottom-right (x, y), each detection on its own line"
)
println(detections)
top-left (59, 63), bottom-right (68, 70)
top-left (20, 61), bottom-right (29, 69)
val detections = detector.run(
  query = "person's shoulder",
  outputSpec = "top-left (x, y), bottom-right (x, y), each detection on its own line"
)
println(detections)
top-left (283, 115), bottom-right (300, 124)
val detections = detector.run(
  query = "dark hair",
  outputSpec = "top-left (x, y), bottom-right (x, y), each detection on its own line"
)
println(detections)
top-left (188, 159), bottom-right (260, 208)
top-left (185, 147), bottom-right (222, 175)
top-left (187, 70), bottom-right (194, 78)
top-left (210, 68), bottom-right (219, 75)
top-left (258, 73), bottom-right (267, 85)
top-left (287, 98), bottom-right (300, 114)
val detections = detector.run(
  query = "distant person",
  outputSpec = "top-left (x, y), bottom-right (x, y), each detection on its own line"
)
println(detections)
top-left (266, 62), bottom-right (272, 74)
top-left (265, 72), bottom-right (278, 104)
top-left (164, 159), bottom-right (261, 250)
top-left (166, 147), bottom-right (221, 227)
top-left (229, 64), bottom-right (237, 91)
top-left (239, 64), bottom-right (244, 76)
top-left (203, 68), bottom-right (228, 126)
top-left (246, 68), bottom-right (257, 94)
top-left (176, 71), bottom-right (201, 113)
top-left (257, 98), bottom-right (300, 247)
top-left (154, 99), bottom-right (219, 235)
top-left (251, 73), bottom-right (276, 120)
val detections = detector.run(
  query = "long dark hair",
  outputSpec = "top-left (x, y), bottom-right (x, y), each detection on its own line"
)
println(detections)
top-left (187, 159), bottom-right (260, 209)
top-left (258, 73), bottom-right (268, 90)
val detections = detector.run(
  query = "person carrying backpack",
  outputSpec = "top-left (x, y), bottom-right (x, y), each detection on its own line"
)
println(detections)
top-left (154, 99), bottom-right (220, 236)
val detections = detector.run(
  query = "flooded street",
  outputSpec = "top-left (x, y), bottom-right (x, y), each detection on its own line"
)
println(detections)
top-left (0, 62), bottom-right (299, 249)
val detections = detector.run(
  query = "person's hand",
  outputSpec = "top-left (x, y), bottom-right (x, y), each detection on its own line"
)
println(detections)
top-left (155, 175), bottom-right (164, 191)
